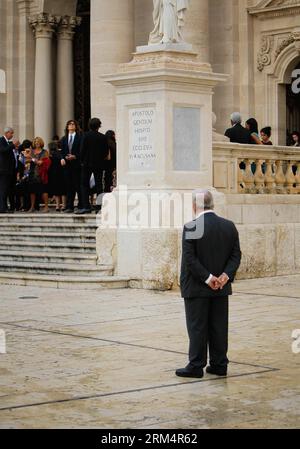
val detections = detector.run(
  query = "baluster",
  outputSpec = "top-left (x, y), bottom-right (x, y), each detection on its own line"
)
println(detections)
top-left (286, 160), bottom-right (297, 194)
top-left (238, 159), bottom-right (245, 193)
top-left (254, 159), bottom-right (266, 194)
top-left (243, 159), bottom-right (255, 193)
top-left (294, 162), bottom-right (300, 194)
top-left (264, 160), bottom-right (276, 193)
top-left (275, 160), bottom-right (286, 194)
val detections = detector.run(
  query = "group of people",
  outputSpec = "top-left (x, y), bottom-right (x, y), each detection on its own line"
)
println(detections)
top-left (224, 112), bottom-right (273, 145)
top-left (0, 118), bottom-right (116, 214)
top-left (224, 112), bottom-right (300, 147)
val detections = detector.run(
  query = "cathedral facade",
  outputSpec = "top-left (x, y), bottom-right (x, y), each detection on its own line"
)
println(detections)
top-left (0, 0), bottom-right (299, 145)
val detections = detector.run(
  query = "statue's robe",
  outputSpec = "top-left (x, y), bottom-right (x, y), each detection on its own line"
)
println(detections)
top-left (149, 0), bottom-right (189, 44)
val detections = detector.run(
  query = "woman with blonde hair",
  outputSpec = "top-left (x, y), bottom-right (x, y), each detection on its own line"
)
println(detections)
top-left (27, 137), bottom-right (51, 213)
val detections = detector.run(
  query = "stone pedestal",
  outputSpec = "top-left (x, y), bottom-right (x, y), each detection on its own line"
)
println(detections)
top-left (97, 49), bottom-right (227, 290)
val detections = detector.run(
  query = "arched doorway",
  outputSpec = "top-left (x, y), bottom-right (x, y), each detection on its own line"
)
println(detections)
top-left (286, 61), bottom-right (300, 144)
top-left (74, 0), bottom-right (91, 131)
top-left (266, 44), bottom-right (300, 145)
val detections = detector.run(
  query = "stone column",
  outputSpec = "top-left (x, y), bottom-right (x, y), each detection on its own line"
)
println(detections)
top-left (90, 0), bottom-right (134, 131)
top-left (17, 0), bottom-right (35, 140)
top-left (56, 16), bottom-right (81, 137)
top-left (29, 13), bottom-right (59, 145)
top-left (186, 0), bottom-right (210, 63)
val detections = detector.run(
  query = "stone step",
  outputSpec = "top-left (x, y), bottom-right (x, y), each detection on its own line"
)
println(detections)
top-left (0, 231), bottom-right (96, 244)
top-left (0, 213), bottom-right (99, 224)
top-left (0, 272), bottom-right (129, 290)
top-left (0, 261), bottom-right (113, 277)
top-left (0, 250), bottom-right (98, 265)
top-left (0, 223), bottom-right (98, 233)
top-left (0, 240), bottom-right (96, 254)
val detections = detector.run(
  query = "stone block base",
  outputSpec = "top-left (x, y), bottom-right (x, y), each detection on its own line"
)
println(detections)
top-left (96, 222), bottom-right (300, 290)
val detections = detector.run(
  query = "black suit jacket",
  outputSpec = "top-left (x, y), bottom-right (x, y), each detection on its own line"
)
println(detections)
top-left (225, 123), bottom-right (252, 144)
top-left (180, 212), bottom-right (241, 299)
top-left (60, 133), bottom-right (82, 166)
top-left (0, 136), bottom-right (16, 175)
top-left (80, 130), bottom-right (109, 169)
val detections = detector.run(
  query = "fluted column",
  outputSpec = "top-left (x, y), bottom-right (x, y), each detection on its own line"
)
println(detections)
top-left (56, 16), bottom-right (81, 136)
top-left (90, 0), bottom-right (134, 131)
top-left (186, 0), bottom-right (210, 63)
top-left (29, 13), bottom-right (59, 145)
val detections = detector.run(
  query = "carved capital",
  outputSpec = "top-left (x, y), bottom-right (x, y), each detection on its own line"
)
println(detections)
top-left (57, 16), bottom-right (82, 40)
top-left (29, 13), bottom-right (60, 39)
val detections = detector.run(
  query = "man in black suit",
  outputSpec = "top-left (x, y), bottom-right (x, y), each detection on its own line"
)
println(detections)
top-left (176, 190), bottom-right (241, 379)
top-left (60, 120), bottom-right (83, 213)
top-left (225, 112), bottom-right (252, 144)
top-left (0, 127), bottom-right (20, 213)
top-left (76, 118), bottom-right (109, 214)
top-left (8, 142), bottom-right (22, 211)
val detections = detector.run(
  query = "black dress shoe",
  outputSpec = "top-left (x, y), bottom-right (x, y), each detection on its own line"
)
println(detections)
top-left (175, 367), bottom-right (203, 378)
top-left (206, 366), bottom-right (227, 376)
top-left (64, 209), bottom-right (74, 214)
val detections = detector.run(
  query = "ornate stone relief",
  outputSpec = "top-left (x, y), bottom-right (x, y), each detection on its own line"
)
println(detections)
top-left (257, 30), bottom-right (300, 71)
top-left (257, 35), bottom-right (273, 71)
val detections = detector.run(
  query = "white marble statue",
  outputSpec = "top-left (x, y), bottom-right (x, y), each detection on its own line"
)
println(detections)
top-left (149, 0), bottom-right (190, 45)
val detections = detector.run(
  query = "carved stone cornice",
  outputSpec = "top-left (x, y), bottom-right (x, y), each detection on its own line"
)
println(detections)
top-left (16, 0), bottom-right (31, 15)
top-left (57, 16), bottom-right (82, 41)
top-left (248, 0), bottom-right (300, 20)
top-left (29, 13), bottom-right (60, 39)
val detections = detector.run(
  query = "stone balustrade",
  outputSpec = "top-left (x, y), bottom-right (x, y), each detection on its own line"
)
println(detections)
top-left (213, 142), bottom-right (300, 194)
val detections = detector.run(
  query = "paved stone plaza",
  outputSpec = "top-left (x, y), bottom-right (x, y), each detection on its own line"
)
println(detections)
top-left (0, 275), bottom-right (299, 429)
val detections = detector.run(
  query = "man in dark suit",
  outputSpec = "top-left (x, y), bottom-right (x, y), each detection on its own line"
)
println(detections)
top-left (0, 127), bottom-right (20, 213)
top-left (8, 142), bottom-right (22, 211)
top-left (225, 112), bottom-right (252, 144)
top-left (176, 189), bottom-right (241, 379)
top-left (60, 120), bottom-right (83, 213)
top-left (76, 117), bottom-right (109, 214)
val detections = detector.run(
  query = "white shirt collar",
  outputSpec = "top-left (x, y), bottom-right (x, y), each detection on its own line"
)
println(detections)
top-left (195, 210), bottom-right (215, 220)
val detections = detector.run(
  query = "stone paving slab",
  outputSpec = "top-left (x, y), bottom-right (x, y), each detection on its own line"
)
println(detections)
top-left (0, 277), bottom-right (299, 429)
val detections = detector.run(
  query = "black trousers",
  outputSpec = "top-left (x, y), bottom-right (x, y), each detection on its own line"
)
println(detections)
top-left (184, 296), bottom-right (229, 370)
top-left (104, 169), bottom-right (114, 193)
top-left (81, 166), bottom-right (104, 210)
top-left (8, 173), bottom-right (18, 211)
top-left (0, 173), bottom-right (11, 212)
top-left (65, 162), bottom-right (81, 210)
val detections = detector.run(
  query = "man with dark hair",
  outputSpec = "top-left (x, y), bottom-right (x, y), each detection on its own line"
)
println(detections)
top-left (61, 120), bottom-right (82, 213)
top-left (176, 189), bottom-right (241, 379)
top-left (76, 118), bottom-right (109, 214)
top-left (0, 127), bottom-right (20, 213)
